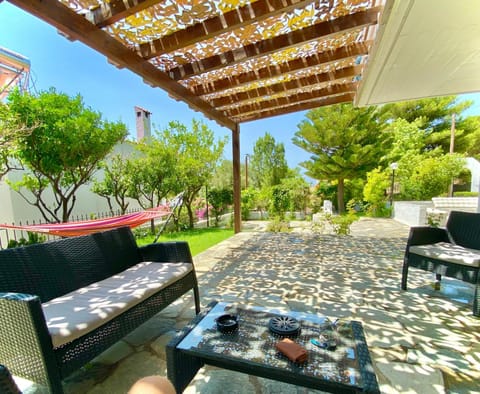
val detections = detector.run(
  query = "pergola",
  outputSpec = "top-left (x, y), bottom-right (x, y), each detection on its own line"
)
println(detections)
top-left (4, 0), bottom-right (480, 232)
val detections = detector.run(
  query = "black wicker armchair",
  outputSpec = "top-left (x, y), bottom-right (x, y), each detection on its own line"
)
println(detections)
top-left (402, 210), bottom-right (480, 317)
top-left (0, 227), bottom-right (200, 393)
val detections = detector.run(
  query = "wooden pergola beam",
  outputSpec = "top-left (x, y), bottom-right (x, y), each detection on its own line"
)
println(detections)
top-left (139, 0), bottom-right (317, 59)
top-left (170, 8), bottom-right (380, 81)
top-left (210, 65), bottom-right (360, 108)
top-left (189, 42), bottom-right (370, 96)
top-left (234, 92), bottom-right (355, 123)
top-left (232, 123), bottom-right (241, 233)
top-left (227, 83), bottom-right (357, 117)
top-left (87, 0), bottom-right (164, 29)
top-left (8, 0), bottom-right (237, 131)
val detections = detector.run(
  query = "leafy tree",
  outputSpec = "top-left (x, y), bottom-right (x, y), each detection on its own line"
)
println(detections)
top-left (250, 132), bottom-right (288, 188)
top-left (344, 178), bottom-right (366, 209)
top-left (209, 159), bottom-right (233, 189)
top-left (293, 103), bottom-right (389, 213)
top-left (363, 167), bottom-right (391, 217)
top-left (92, 153), bottom-right (135, 214)
top-left (379, 96), bottom-right (479, 154)
top-left (383, 118), bottom-right (425, 163)
top-left (423, 115), bottom-right (480, 155)
top-left (452, 115), bottom-right (480, 158)
top-left (123, 138), bottom-right (177, 233)
top-left (165, 120), bottom-right (227, 229)
top-left (382, 118), bottom-right (466, 200)
top-left (6, 88), bottom-right (127, 222)
top-left (256, 186), bottom-right (272, 216)
top-left (314, 181), bottom-right (337, 209)
top-left (279, 170), bottom-right (310, 213)
top-left (379, 96), bottom-right (470, 132)
top-left (269, 185), bottom-right (290, 219)
top-left (0, 101), bottom-right (34, 178)
top-left (207, 187), bottom-right (233, 225)
top-left (128, 137), bottom-right (176, 210)
top-left (241, 187), bottom-right (258, 220)
top-left (313, 178), bottom-right (363, 213)
top-left (398, 152), bottom-right (465, 200)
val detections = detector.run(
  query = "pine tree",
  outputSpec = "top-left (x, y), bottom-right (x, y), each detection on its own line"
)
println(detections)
top-left (293, 103), bottom-right (388, 213)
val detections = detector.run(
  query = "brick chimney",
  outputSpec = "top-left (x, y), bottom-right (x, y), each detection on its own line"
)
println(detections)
top-left (134, 106), bottom-right (152, 141)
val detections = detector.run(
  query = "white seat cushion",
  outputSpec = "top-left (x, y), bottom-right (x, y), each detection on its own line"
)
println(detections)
top-left (409, 242), bottom-right (480, 268)
top-left (42, 262), bottom-right (192, 347)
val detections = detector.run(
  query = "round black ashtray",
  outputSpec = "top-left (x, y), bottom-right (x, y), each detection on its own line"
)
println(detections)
top-left (269, 315), bottom-right (301, 336)
top-left (216, 314), bottom-right (239, 333)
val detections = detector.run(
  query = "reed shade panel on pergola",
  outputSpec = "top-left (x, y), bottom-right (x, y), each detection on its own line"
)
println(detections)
top-left (7, 0), bottom-right (385, 129)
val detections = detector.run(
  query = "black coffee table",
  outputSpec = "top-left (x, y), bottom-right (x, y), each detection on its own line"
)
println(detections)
top-left (166, 301), bottom-right (379, 393)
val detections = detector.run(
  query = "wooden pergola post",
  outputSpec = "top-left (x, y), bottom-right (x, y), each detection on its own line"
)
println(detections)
top-left (232, 124), bottom-right (241, 233)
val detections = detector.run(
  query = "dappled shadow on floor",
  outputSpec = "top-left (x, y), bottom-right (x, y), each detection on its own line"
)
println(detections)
top-left (59, 226), bottom-right (479, 394)
top-left (196, 231), bottom-right (480, 393)
top-left (200, 233), bottom-right (411, 315)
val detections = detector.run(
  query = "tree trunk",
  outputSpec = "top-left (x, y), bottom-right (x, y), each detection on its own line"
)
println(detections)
top-left (62, 201), bottom-right (69, 223)
top-left (187, 203), bottom-right (195, 229)
top-left (106, 196), bottom-right (114, 214)
top-left (337, 178), bottom-right (345, 214)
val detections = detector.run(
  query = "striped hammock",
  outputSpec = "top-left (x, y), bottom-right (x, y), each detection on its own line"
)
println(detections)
top-left (0, 206), bottom-right (171, 237)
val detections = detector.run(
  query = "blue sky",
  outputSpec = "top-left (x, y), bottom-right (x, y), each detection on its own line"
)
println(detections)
top-left (1, 2), bottom-right (479, 175)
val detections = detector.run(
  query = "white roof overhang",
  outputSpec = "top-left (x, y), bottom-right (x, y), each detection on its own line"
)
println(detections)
top-left (355, 0), bottom-right (480, 107)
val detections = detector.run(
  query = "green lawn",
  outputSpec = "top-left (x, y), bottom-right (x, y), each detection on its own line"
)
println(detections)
top-left (135, 227), bottom-right (234, 256)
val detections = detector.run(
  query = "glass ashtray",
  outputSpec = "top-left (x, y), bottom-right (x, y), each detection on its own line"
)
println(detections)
top-left (216, 314), bottom-right (239, 333)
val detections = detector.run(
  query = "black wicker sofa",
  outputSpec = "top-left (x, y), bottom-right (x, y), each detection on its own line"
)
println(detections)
top-left (0, 226), bottom-right (200, 393)
top-left (402, 210), bottom-right (480, 317)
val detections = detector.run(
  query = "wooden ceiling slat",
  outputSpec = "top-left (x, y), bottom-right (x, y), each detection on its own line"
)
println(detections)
top-left (225, 83), bottom-right (357, 116)
top-left (8, 0), bottom-right (237, 130)
top-left (170, 8), bottom-right (380, 81)
top-left (190, 41), bottom-right (370, 96)
top-left (210, 65), bottom-right (360, 107)
top-left (139, 0), bottom-right (317, 59)
top-left (8, 0), bottom-right (384, 128)
top-left (88, 0), bottom-right (163, 28)
top-left (233, 92), bottom-right (355, 123)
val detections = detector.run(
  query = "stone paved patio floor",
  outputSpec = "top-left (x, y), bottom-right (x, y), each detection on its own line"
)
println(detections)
top-left (17, 218), bottom-right (480, 394)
